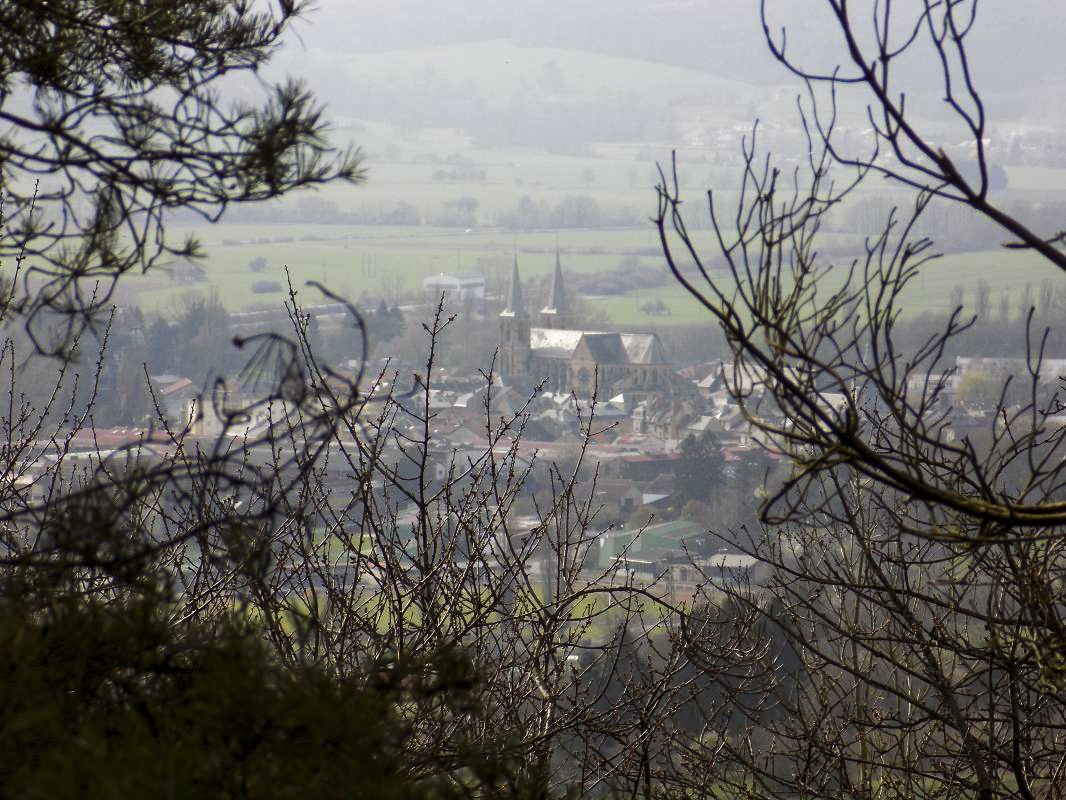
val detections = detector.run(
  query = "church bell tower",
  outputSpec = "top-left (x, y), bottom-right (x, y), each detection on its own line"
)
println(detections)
top-left (499, 254), bottom-right (530, 378)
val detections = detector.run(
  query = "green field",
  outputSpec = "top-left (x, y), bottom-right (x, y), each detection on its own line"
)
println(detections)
top-left (106, 35), bottom-right (1066, 326)
top-left (118, 213), bottom-right (1064, 328)
top-left (232, 136), bottom-right (741, 232)
top-left (583, 246), bottom-right (1062, 326)
top-left (117, 220), bottom-right (877, 317)
top-left (1002, 165), bottom-right (1066, 193)
top-left (116, 224), bottom-right (671, 314)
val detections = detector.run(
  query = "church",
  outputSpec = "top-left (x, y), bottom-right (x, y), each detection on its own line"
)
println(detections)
top-left (499, 254), bottom-right (684, 404)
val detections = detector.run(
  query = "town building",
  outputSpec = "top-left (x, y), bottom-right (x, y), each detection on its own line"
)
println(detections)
top-left (498, 254), bottom-right (688, 403)
top-left (423, 272), bottom-right (486, 305)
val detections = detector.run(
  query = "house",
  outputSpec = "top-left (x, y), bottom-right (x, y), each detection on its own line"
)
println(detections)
top-left (663, 552), bottom-right (762, 602)
top-left (149, 374), bottom-right (197, 422)
top-left (618, 452), bottom-right (681, 481)
top-left (577, 478), bottom-right (645, 522)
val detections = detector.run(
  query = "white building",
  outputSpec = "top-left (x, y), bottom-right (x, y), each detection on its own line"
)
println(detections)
top-left (423, 273), bottom-right (486, 303)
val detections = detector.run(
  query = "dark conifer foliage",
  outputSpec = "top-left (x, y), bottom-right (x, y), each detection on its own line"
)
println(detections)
top-left (0, 0), bottom-right (363, 352)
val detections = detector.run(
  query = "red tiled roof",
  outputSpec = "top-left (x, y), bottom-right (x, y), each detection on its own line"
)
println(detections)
top-left (160, 378), bottom-right (195, 396)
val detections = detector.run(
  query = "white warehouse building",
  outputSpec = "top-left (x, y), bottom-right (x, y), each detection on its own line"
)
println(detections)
top-left (423, 272), bottom-right (486, 303)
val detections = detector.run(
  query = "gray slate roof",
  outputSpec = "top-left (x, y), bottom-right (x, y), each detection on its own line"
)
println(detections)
top-left (529, 328), bottom-right (668, 366)
top-left (620, 334), bottom-right (667, 364)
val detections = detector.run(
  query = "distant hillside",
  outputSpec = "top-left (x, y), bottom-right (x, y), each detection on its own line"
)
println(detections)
top-left (287, 0), bottom-right (782, 84)
top-left (275, 40), bottom-right (767, 148)
top-left (288, 0), bottom-right (1065, 100)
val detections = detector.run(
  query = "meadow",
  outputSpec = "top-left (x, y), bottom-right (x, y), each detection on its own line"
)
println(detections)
top-left (119, 215), bottom-right (1061, 334)
top-left (122, 201), bottom-right (1059, 331)
top-left (583, 247), bottom-right (1059, 326)
top-left (116, 224), bottom-right (668, 313)
top-left (119, 219), bottom-right (879, 317)
top-left (111, 43), bottom-right (1066, 327)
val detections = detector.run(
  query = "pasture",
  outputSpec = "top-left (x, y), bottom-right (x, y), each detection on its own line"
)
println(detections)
top-left (584, 247), bottom-right (1061, 326)
top-left (118, 215), bottom-right (1062, 329)
top-left (116, 224), bottom-right (668, 314)
top-left (119, 220), bottom-right (877, 317)
top-left (113, 87), bottom-right (1066, 327)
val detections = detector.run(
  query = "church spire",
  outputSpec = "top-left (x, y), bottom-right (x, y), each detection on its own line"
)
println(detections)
top-left (501, 251), bottom-right (526, 316)
top-left (541, 249), bottom-right (569, 316)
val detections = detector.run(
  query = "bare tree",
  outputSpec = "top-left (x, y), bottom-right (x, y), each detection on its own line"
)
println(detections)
top-left (237, 293), bottom-right (702, 796)
top-left (12, 3), bottom-right (1066, 796)
top-left (757, 0), bottom-right (1066, 270)
top-left (653, 2), bottom-right (1066, 799)
top-left (0, 264), bottom-right (699, 794)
